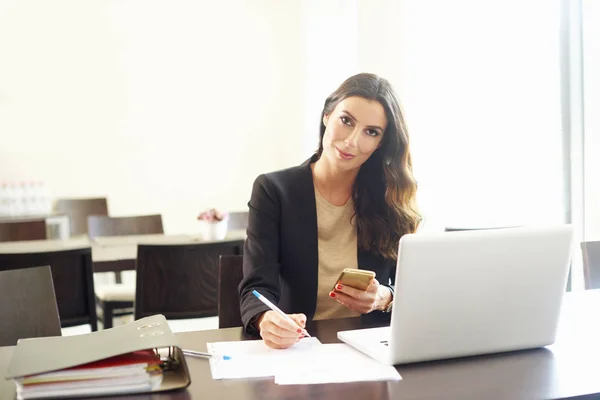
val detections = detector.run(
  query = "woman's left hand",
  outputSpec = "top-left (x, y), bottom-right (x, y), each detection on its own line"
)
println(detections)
top-left (330, 278), bottom-right (392, 314)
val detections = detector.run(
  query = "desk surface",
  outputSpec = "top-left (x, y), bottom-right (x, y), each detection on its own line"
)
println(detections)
top-left (2, 291), bottom-right (600, 399)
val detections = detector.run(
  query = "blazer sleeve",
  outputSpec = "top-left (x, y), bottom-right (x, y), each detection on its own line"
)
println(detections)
top-left (238, 174), bottom-right (283, 335)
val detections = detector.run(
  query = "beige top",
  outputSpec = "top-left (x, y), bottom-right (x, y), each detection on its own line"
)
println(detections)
top-left (313, 185), bottom-right (361, 321)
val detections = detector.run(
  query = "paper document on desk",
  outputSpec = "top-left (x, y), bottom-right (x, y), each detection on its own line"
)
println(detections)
top-left (207, 337), bottom-right (322, 379)
top-left (274, 343), bottom-right (401, 385)
top-left (207, 338), bottom-right (400, 384)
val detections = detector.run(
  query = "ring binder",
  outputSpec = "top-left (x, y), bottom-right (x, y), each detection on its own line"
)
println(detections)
top-left (138, 322), bottom-right (161, 330)
top-left (5, 315), bottom-right (191, 399)
top-left (140, 331), bottom-right (165, 337)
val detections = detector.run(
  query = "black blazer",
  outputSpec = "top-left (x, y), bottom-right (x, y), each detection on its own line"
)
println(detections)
top-left (238, 155), bottom-right (396, 335)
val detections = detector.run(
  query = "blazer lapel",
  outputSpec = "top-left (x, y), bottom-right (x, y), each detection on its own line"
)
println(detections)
top-left (292, 156), bottom-right (319, 318)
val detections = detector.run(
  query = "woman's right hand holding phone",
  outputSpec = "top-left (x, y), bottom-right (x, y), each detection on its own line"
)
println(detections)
top-left (257, 311), bottom-right (307, 349)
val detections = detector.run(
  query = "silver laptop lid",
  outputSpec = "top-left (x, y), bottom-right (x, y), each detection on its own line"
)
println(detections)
top-left (388, 225), bottom-right (573, 364)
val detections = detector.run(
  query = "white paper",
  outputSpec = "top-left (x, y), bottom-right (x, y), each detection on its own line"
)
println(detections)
top-left (207, 337), bottom-right (322, 379)
top-left (274, 344), bottom-right (402, 385)
top-left (207, 338), bottom-right (401, 384)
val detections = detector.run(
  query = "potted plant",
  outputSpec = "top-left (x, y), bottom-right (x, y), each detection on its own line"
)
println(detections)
top-left (197, 208), bottom-right (229, 240)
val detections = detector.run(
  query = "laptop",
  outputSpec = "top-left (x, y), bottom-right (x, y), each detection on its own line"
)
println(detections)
top-left (337, 225), bottom-right (573, 365)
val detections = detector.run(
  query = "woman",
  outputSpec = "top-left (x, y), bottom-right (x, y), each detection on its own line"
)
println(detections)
top-left (238, 73), bottom-right (421, 349)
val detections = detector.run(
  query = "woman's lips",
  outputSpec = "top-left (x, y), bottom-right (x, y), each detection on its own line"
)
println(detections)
top-left (336, 147), bottom-right (355, 160)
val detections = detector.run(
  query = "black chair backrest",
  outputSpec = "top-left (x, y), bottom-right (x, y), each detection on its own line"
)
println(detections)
top-left (0, 265), bottom-right (62, 346)
top-left (87, 214), bottom-right (163, 239)
top-left (55, 198), bottom-right (108, 236)
top-left (581, 241), bottom-right (600, 290)
top-left (228, 211), bottom-right (249, 231)
top-left (218, 255), bottom-right (244, 328)
top-left (0, 247), bottom-right (97, 330)
top-left (0, 219), bottom-right (47, 242)
top-left (135, 240), bottom-right (244, 320)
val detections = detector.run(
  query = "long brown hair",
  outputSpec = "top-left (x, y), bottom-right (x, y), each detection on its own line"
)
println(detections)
top-left (316, 73), bottom-right (421, 259)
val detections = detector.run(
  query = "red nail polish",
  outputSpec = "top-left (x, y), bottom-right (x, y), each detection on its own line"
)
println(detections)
top-left (297, 328), bottom-right (302, 333)
top-left (329, 292), bottom-right (336, 298)
top-left (336, 284), bottom-right (343, 290)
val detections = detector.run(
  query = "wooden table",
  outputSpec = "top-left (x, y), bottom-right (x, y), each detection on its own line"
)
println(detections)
top-left (0, 231), bottom-right (247, 274)
top-left (1, 291), bottom-right (599, 399)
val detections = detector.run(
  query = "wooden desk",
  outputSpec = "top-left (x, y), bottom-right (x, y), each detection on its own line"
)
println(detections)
top-left (1, 291), bottom-right (599, 399)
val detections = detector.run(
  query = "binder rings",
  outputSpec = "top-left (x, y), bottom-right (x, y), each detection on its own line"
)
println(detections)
top-left (5, 315), bottom-right (191, 398)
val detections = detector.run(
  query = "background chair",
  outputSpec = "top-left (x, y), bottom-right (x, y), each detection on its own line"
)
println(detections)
top-left (54, 197), bottom-right (109, 237)
top-left (581, 241), bottom-right (600, 290)
top-left (87, 214), bottom-right (163, 239)
top-left (0, 265), bottom-right (62, 346)
top-left (135, 239), bottom-right (244, 321)
top-left (218, 255), bottom-right (244, 328)
top-left (228, 211), bottom-right (249, 231)
top-left (0, 248), bottom-right (97, 331)
top-left (0, 219), bottom-right (47, 242)
top-left (91, 214), bottom-right (164, 284)
top-left (91, 214), bottom-right (164, 329)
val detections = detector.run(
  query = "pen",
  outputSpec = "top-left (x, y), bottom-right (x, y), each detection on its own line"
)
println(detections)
top-left (182, 349), bottom-right (231, 360)
top-left (252, 290), bottom-right (311, 337)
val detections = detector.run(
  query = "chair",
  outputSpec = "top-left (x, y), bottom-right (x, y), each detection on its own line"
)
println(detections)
top-left (54, 197), bottom-right (108, 237)
top-left (90, 214), bottom-right (164, 329)
top-left (0, 248), bottom-right (97, 331)
top-left (0, 219), bottom-right (47, 242)
top-left (581, 241), bottom-right (600, 290)
top-left (87, 214), bottom-right (163, 239)
top-left (228, 211), bottom-right (249, 231)
top-left (135, 239), bottom-right (244, 321)
top-left (0, 265), bottom-right (62, 346)
top-left (218, 255), bottom-right (244, 328)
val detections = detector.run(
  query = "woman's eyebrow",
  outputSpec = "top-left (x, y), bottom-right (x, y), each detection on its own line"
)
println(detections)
top-left (341, 110), bottom-right (384, 132)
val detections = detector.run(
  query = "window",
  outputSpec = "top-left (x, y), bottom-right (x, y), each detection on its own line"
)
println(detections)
top-left (402, 0), bottom-right (565, 233)
top-left (583, 0), bottom-right (600, 242)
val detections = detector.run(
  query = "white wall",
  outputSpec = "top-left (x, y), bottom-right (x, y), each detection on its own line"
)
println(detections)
top-left (356, 0), bottom-right (405, 92)
top-left (0, 0), bottom-right (308, 234)
top-left (301, 0), bottom-right (360, 157)
top-left (0, 0), bottom-right (570, 238)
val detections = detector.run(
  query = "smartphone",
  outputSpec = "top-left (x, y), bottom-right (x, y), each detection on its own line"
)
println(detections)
top-left (333, 268), bottom-right (376, 291)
